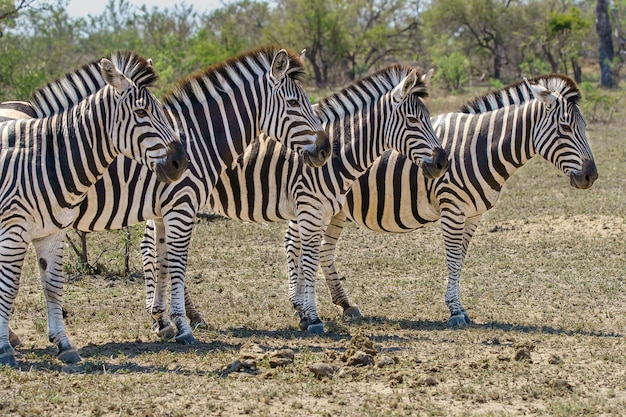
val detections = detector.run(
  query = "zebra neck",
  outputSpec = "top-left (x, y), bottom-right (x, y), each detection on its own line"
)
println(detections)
top-left (166, 80), bottom-right (261, 178)
top-left (325, 110), bottom-right (385, 192)
top-left (461, 102), bottom-right (539, 190)
top-left (43, 91), bottom-right (117, 206)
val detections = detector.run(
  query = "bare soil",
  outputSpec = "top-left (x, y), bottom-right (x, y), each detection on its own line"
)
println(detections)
top-left (1, 96), bottom-right (625, 417)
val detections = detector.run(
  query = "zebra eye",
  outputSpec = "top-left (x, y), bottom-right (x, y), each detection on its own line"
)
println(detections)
top-left (407, 116), bottom-right (420, 125)
top-left (560, 123), bottom-right (573, 133)
top-left (135, 108), bottom-right (149, 118)
top-left (287, 99), bottom-right (300, 107)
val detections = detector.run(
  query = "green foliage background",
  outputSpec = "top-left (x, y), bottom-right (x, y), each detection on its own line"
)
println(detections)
top-left (0, 0), bottom-right (618, 100)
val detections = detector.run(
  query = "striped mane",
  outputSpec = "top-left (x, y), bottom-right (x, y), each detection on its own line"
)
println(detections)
top-left (163, 45), bottom-right (305, 106)
top-left (460, 73), bottom-right (581, 114)
top-left (316, 65), bottom-right (428, 121)
top-left (30, 51), bottom-right (157, 117)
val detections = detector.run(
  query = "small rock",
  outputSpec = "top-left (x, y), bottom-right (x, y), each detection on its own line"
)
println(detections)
top-left (417, 376), bottom-right (438, 386)
top-left (309, 363), bottom-right (335, 379)
top-left (241, 359), bottom-right (257, 371)
top-left (550, 379), bottom-right (573, 391)
top-left (268, 348), bottom-right (295, 367)
top-left (376, 355), bottom-right (395, 368)
top-left (271, 349), bottom-right (295, 360)
top-left (269, 357), bottom-right (293, 368)
top-left (514, 348), bottom-right (532, 362)
top-left (239, 343), bottom-right (265, 360)
top-left (347, 350), bottom-right (374, 366)
top-left (225, 359), bottom-right (242, 373)
top-left (548, 354), bottom-right (562, 365)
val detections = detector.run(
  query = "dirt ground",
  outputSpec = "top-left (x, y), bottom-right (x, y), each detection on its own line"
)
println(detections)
top-left (1, 93), bottom-right (625, 417)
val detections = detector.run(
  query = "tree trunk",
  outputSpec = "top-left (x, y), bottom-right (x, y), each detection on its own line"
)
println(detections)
top-left (596, 0), bottom-right (615, 88)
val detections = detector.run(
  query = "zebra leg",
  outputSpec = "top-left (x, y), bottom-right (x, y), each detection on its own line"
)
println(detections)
top-left (320, 212), bottom-right (362, 319)
top-left (184, 284), bottom-right (208, 330)
top-left (293, 209), bottom-right (325, 334)
top-left (285, 221), bottom-right (305, 316)
top-left (33, 233), bottom-right (81, 364)
top-left (142, 220), bottom-right (176, 340)
top-left (0, 235), bottom-right (28, 367)
top-left (9, 326), bottom-right (22, 347)
top-left (440, 212), bottom-right (480, 327)
top-left (162, 214), bottom-right (197, 345)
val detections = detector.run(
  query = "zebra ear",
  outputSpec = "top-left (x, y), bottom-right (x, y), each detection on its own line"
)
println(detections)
top-left (147, 58), bottom-right (154, 68)
top-left (421, 68), bottom-right (435, 86)
top-left (100, 58), bottom-right (131, 92)
top-left (300, 49), bottom-right (306, 62)
top-left (392, 69), bottom-right (426, 102)
top-left (524, 77), bottom-right (557, 105)
top-left (270, 49), bottom-right (290, 81)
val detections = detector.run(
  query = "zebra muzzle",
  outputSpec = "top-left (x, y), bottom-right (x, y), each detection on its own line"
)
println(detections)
top-left (154, 142), bottom-right (188, 183)
top-left (569, 159), bottom-right (598, 189)
top-left (302, 130), bottom-right (331, 168)
top-left (422, 147), bottom-right (449, 179)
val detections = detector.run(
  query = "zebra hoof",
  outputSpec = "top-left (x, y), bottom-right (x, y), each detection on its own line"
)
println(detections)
top-left (342, 305), bottom-right (363, 320)
top-left (174, 332), bottom-right (197, 345)
top-left (157, 324), bottom-right (177, 341)
top-left (58, 348), bottom-right (81, 364)
top-left (307, 320), bottom-right (325, 335)
top-left (0, 345), bottom-right (17, 367)
top-left (448, 312), bottom-right (472, 328)
top-left (9, 328), bottom-right (23, 348)
top-left (189, 314), bottom-right (209, 330)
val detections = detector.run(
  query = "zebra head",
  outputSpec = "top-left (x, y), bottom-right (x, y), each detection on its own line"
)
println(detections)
top-left (386, 67), bottom-right (448, 179)
top-left (259, 49), bottom-right (330, 168)
top-left (524, 76), bottom-right (598, 189)
top-left (100, 58), bottom-right (187, 183)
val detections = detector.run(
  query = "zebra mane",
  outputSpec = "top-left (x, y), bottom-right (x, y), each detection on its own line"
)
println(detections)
top-left (459, 73), bottom-right (581, 114)
top-left (315, 64), bottom-right (428, 121)
top-left (30, 51), bottom-right (157, 117)
top-left (164, 45), bottom-right (305, 106)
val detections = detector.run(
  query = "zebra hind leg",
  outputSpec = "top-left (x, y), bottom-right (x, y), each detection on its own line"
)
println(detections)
top-left (185, 284), bottom-right (208, 330)
top-left (441, 214), bottom-right (480, 328)
top-left (320, 212), bottom-right (362, 321)
top-left (8, 326), bottom-right (22, 347)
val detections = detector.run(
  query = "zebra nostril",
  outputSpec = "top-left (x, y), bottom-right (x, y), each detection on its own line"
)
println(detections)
top-left (173, 160), bottom-right (179, 170)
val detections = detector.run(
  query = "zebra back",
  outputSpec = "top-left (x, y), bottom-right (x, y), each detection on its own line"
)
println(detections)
top-left (29, 51), bottom-right (158, 117)
top-left (460, 74), bottom-right (581, 114)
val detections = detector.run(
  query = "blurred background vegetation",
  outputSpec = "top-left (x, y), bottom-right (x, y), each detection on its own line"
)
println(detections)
top-left (1, 0), bottom-right (623, 276)
top-left (1, 0), bottom-right (626, 99)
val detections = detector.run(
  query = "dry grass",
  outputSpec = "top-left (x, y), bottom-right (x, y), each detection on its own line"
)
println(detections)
top-left (1, 87), bottom-right (625, 417)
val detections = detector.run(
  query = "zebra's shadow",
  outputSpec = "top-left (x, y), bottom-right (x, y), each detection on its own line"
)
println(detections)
top-left (343, 314), bottom-right (622, 338)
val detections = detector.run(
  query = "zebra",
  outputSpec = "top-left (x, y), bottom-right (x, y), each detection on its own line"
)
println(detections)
top-left (0, 53), bottom-right (186, 367)
top-left (1, 46), bottom-right (330, 348)
top-left (146, 65), bottom-right (449, 333)
top-left (285, 74), bottom-right (598, 328)
top-left (0, 101), bottom-right (34, 123)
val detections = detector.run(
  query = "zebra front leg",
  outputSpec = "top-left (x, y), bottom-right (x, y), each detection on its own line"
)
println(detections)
top-left (163, 214), bottom-right (196, 345)
top-left (142, 220), bottom-right (176, 340)
top-left (0, 236), bottom-right (28, 367)
top-left (285, 221), bottom-right (305, 318)
top-left (320, 212), bottom-right (361, 319)
top-left (294, 211), bottom-right (325, 334)
top-left (440, 212), bottom-right (480, 327)
top-left (33, 233), bottom-right (81, 363)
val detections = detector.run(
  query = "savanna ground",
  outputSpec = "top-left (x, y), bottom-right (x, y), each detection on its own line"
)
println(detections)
top-left (1, 82), bottom-right (625, 417)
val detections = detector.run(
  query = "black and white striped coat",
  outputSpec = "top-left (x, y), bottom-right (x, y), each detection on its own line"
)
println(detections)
top-left (171, 66), bottom-right (447, 332)
top-left (1, 47), bottom-right (329, 346)
top-left (308, 75), bottom-right (598, 326)
top-left (0, 53), bottom-right (185, 367)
